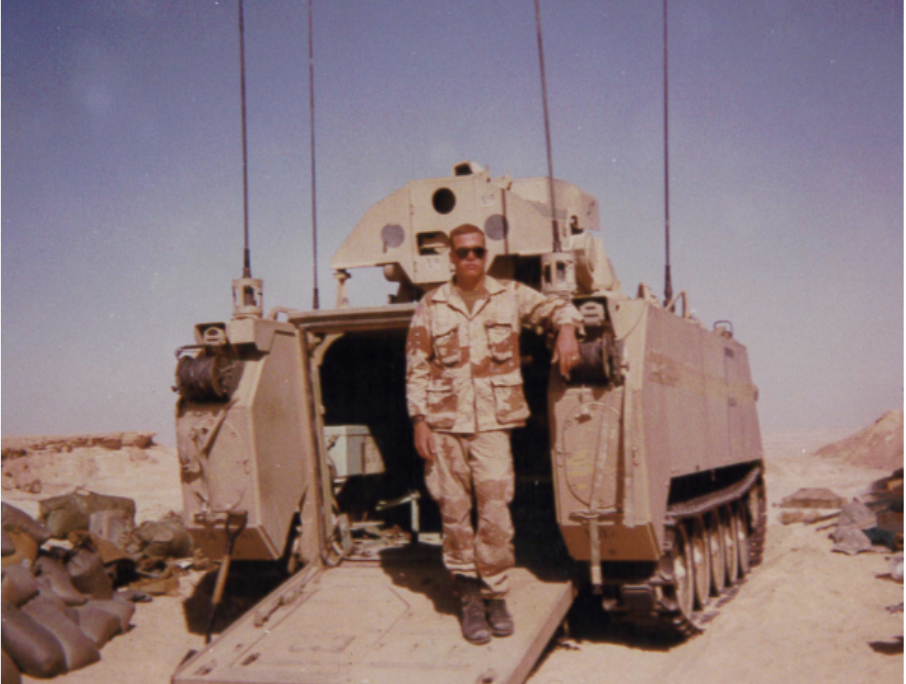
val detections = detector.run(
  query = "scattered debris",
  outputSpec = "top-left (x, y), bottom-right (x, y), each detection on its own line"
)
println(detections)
top-left (779, 487), bottom-right (845, 525)
top-left (777, 468), bottom-right (904, 558)
top-left (133, 513), bottom-right (194, 559)
top-left (832, 500), bottom-right (878, 554)
top-left (779, 509), bottom-right (832, 525)
top-left (782, 488), bottom-right (847, 510)
top-left (39, 492), bottom-right (136, 540)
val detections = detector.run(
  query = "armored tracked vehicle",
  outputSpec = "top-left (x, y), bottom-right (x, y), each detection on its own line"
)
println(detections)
top-left (172, 162), bottom-right (765, 684)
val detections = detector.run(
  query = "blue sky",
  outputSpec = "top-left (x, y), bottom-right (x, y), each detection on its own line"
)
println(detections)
top-left (3, 0), bottom-right (902, 445)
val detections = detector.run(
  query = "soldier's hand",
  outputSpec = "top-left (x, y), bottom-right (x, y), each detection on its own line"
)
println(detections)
top-left (414, 421), bottom-right (437, 462)
top-left (552, 324), bottom-right (580, 380)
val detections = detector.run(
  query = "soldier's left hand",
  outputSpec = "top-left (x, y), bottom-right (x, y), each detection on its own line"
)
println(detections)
top-left (552, 325), bottom-right (580, 379)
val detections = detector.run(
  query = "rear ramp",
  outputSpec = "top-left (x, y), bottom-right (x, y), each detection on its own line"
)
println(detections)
top-left (173, 555), bottom-right (573, 684)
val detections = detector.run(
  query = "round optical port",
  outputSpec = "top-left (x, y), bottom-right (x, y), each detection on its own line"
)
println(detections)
top-left (432, 188), bottom-right (456, 215)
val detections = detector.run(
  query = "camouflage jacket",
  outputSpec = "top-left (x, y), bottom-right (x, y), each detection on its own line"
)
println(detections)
top-left (406, 276), bottom-right (583, 433)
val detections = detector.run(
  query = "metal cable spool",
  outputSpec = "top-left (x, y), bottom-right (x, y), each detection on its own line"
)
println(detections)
top-left (568, 338), bottom-right (609, 384)
top-left (176, 354), bottom-right (229, 402)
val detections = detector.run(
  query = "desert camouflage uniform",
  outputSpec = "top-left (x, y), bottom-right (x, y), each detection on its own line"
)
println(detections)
top-left (406, 276), bottom-right (582, 596)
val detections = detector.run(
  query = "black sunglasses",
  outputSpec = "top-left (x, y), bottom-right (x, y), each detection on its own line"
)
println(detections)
top-left (453, 247), bottom-right (487, 259)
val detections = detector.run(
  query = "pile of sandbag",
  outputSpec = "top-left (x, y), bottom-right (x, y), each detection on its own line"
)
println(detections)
top-left (1, 491), bottom-right (196, 682)
top-left (37, 491), bottom-right (194, 573)
top-left (1, 503), bottom-right (142, 682)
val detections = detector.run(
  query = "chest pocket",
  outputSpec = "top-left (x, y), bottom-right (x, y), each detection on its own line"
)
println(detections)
top-left (485, 322), bottom-right (515, 363)
top-left (432, 321), bottom-right (461, 367)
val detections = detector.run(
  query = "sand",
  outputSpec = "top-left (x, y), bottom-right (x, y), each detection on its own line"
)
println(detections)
top-left (3, 426), bottom-right (903, 684)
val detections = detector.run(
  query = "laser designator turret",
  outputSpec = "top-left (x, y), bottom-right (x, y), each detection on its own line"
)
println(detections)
top-left (331, 161), bottom-right (619, 304)
top-left (173, 163), bottom-right (765, 684)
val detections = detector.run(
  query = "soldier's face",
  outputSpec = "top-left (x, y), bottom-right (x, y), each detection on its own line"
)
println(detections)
top-left (450, 232), bottom-right (487, 282)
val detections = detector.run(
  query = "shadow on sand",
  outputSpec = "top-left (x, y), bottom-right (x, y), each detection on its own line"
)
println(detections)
top-left (869, 637), bottom-right (904, 655)
top-left (182, 561), bottom-right (289, 637)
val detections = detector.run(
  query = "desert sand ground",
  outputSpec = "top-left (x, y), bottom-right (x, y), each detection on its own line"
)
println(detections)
top-left (3, 426), bottom-right (903, 684)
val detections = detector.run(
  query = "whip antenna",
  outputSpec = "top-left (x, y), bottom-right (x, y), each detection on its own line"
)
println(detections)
top-left (307, 0), bottom-right (320, 310)
top-left (663, 0), bottom-right (673, 305)
top-left (534, 0), bottom-right (575, 299)
top-left (231, 0), bottom-right (263, 319)
top-left (238, 0), bottom-right (252, 279)
top-left (533, 0), bottom-right (561, 253)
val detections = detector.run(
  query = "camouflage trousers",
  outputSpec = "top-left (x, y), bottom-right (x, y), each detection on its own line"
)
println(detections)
top-left (425, 430), bottom-right (515, 598)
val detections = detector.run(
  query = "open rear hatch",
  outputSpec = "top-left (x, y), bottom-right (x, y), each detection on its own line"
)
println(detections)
top-left (173, 550), bottom-right (573, 684)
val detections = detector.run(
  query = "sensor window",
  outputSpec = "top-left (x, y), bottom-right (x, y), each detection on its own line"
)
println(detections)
top-left (432, 188), bottom-right (456, 215)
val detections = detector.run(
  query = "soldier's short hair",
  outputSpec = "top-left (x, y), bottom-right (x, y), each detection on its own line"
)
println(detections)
top-left (450, 224), bottom-right (486, 247)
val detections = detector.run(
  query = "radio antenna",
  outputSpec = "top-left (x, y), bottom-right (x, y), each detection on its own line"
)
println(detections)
top-left (238, 0), bottom-right (252, 279)
top-left (663, 0), bottom-right (673, 305)
top-left (533, 0), bottom-right (561, 253)
top-left (307, 0), bottom-right (320, 310)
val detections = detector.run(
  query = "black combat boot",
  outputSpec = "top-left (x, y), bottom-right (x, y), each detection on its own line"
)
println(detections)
top-left (456, 576), bottom-right (492, 645)
top-left (486, 597), bottom-right (514, 637)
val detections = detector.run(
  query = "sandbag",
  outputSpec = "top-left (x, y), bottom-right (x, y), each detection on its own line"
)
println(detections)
top-left (1, 565), bottom-right (39, 607)
top-left (75, 603), bottom-right (123, 648)
top-left (88, 597), bottom-right (136, 632)
top-left (134, 515), bottom-right (194, 559)
top-left (34, 556), bottom-right (88, 606)
top-left (0, 530), bottom-right (39, 570)
top-left (22, 597), bottom-right (100, 671)
top-left (89, 509), bottom-right (135, 549)
top-left (1, 529), bottom-right (15, 556)
top-left (39, 492), bottom-right (136, 540)
top-left (1, 503), bottom-right (51, 545)
top-left (0, 601), bottom-right (67, 678)
top-left (32, 585), bottom-right (81, 623)
top-left (87, 531), bottom-right (133, 565)
top-left (1, 649), bottom-right (22, 684)
top-left (66, 548), bottom-right (114, 600)
top-left (39, 495), bottom-right (88, 540)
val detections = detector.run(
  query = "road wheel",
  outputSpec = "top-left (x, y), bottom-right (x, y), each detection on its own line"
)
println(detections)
top-left (671, 524), bottom-right (695, 619)
top-left (706, 509), bottom-right (726, 595)
top-left (721, 505), bottom-right (739, 585)
top-left (689, 517), bottom-right (711, 609)
top-left (735, 502), bottom-right (751, 576)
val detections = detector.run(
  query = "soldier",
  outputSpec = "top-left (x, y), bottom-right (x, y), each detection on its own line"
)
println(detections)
top-left (406, 223), bottom-right (582, 645)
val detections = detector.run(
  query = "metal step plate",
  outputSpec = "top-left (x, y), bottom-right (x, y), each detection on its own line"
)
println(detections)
top-left (174, 559), bottom-right (573, 684)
